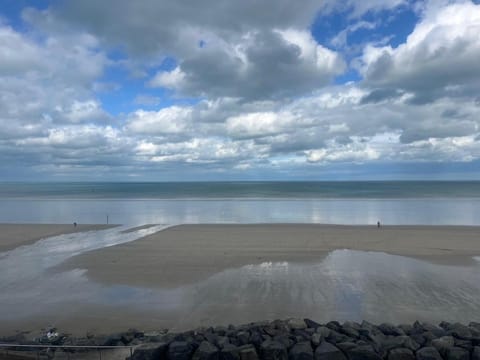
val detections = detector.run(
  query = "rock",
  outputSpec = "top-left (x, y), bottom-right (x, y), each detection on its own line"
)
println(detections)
top-left (311, 333), bottom-right (322, 347)
top-left (472, 346), bottom-right (480, 360)
top-left (340, 325), bottom-right (360, 339)
top-left (288, 319), bottom-right (307, 330)
top-left (336, 342), bottom-right (357, 352)
top-left (289, 342), bottom-right (314, 360)
top-left (326, 330), bottom-right (349, 344)
top-left (378, 324), bottom-right (405, 337)
top-left (305, 319), bottom-right (322, 330)
top-left (238, 345), bottom-right (259, 360)
top-left (316, 327), bottom-right (332, 338)
top-left (327, 322), bottom-right (342, 332)
top-left (215, 327), bottom-right (228, 336)
top-left (314, 341), bottom-right (347, 360)
top-left (415, 347), bottom-right (442, 360)
top-left (260, 339), bottom-right (288, 360)
top-left (103, 333), bottom-right (124, 346)
top-left (274, 335), bottom-right (295, 349)
top-left (344, 346), bottom-right (382, 360)
top-left (129, 343), bottom-right (168, 360)
top-left (431, 336), bottom-right (455, 355)
top-left (249, 331), bottom-right (264, 347)
top-left (445, 347), bottom-right (469, 360)
top-left (398, 325), bottom-right (414, 336)
top-left (382, 336), bottom-right (420, 352)
top-left (236, 331), bottom-right (250, 346)
top-left (221, 344), bottom-right (240, 360)
top-left (387, 348), bottom-right (415, 360)
top-left (216, 336), bottom-right (230, 349)
top-left (447, 324), bottom-right (472, 340)
top-left (168, 341), bottom-right (195, 360)
top-left (193, 341), bottom-right (219, 360)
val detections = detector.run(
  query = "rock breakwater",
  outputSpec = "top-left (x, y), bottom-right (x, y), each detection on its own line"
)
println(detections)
top-left (128, 319), bottom-right (480, 360)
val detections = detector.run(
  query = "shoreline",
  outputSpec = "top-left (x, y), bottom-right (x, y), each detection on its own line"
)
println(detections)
top-left (0, 223), bottom-right (118, 252)
top-left (59, 223), bottom-right (480, 288)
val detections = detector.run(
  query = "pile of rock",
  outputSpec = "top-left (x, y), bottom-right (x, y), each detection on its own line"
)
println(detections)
top-left (128, 319), bottom-right (480, 360)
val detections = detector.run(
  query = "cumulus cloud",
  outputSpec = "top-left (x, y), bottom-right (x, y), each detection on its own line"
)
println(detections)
top-left (359, 1), bottom-right (480, 103)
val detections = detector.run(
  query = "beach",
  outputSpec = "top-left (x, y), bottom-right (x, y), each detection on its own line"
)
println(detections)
top-left (60, 224), bottom-right (480, 288)
top-left (2, 223), bottom-right (480, 337)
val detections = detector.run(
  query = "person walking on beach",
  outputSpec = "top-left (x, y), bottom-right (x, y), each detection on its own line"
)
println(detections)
top-left (377, 221), bottom-right (381, 228)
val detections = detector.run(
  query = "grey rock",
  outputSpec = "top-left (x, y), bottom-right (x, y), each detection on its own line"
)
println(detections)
top-left (215, 327), bottom-right (228, 336)
top-left (344, 346), bottom-right (382, 360)
top-left (274, 335), bottom-right (294, 349)
top-left (327, 330), bottom-right (349, 344)
top-left (311, 333), bottom-right (323, 347)
top-left (305, 319), bottom-right (322, 330)
top-left (446, 347), bottom-right (469, 360)
top-left (236, 331), bottom-right (250, 346)
top-left (314, 341), bottom-right (347, 360)
top-left (447, 323), bottom-right (472, 340)
top-left (216, 336), bottom-right (230, 349)
top-left (431, 336), bottom-right (455, 355)
top-left (472, 346), bottom-right (480, 360)
top-left (238, 345), bottom-right (259, 360)
top-left (168, 341), bottom-right (194, 360)
top-left (398, 325), bottom-right (414, 336)
top-left (260, 339), bottom-right (288, 360)
top-left (379, 324), bottom-right (405, 337)
top-left (415, 347), bottom-right (442, 360)
top-left (129, 343), bottom-right (168, 360)
top-left (193, 341), bottom-right (219, 360)
top-left (336, 342), bottom-right (357, 352)
top-left (317, 327), bottom-right (332, 338)
top-left (288, 319), bottom-right (307, 330)
top-left (382, 336), bottom-right (420, 352)
top-left (221, 344), bottom-right (240, 360)
top-left (340, 326), bottom-right (360, 339)
top-left (289, 342), bottom-right (314, 360)
top-left (387, 348), bottom-right (415, 360)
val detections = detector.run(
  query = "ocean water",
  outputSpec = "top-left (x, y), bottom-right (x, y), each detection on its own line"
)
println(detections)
top-left (0, 181), bottom-right (480, 225)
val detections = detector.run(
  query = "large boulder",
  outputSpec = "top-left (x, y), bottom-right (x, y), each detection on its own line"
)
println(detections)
top-left (221, 344), bottom-right (240, 360)
top-left (415, 347), bottom-right (442, 360)
top-left (305, 319), bottom-right (322, 330)
top-left (445, 347), bottom-right (469, 360)
top-left (472, 346), bottom-right (480, 360)
top-left (238, 345), bottom-right (259, 360)
top-left (378, 324), bottom-right (405, 337)
top-left (288, 319), bottom-right (307, 330)
top-left (289, 342), bottom-right (314, 360)
top-left (382, 336), bottom-right (420, 352)
top-left (314, 341), bottom-right (347, 360)
top-left (387, 348), bottom-right (415, 360)
top-left (344, 346), bottom-right (382, 360)
top-left (128, 342), bottom-right (168, 360)
top-left (168, 341), bottom-right (195, 360)
top-left (447, 324), bottom-right (472, 340)
top-left (260, 339), bottom-right (288, 360)
top-left (431, 336), bottom-right (455, 356)
top-left (193, 341), bottom-right (219, 360)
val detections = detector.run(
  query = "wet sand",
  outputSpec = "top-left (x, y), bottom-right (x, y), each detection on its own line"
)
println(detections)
top-left (61, 224), bottom-right (480, 288)
top-left (0, 224), bottom-right (116, 252)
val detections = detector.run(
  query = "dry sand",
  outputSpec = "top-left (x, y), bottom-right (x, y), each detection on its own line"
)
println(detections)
top-left (60, 224), bottom-right (480, 288)
top-left (0, 224), bottom-right (116, 252)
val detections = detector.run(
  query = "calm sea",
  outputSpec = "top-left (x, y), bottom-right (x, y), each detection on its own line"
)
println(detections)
top-left (1, 181), bottom-right (480, 225)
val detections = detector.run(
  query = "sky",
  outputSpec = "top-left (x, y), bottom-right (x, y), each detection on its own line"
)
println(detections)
top-left (1, 0), bottom-right (480, 181)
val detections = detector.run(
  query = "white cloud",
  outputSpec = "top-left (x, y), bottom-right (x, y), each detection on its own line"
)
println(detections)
top-left (125, 106), bottom-right (193, 135)
top-left (359, 1), bottom-right (480, 103)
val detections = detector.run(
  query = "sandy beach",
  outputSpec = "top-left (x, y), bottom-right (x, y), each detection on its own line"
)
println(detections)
top-left (60, 224), bottom-right (480, 288)
top-left (0, 223), bottom-right (116, 252)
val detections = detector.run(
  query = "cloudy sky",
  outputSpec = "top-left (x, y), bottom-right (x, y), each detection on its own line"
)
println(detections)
top-left (1, 0), bottom-right (480, 180)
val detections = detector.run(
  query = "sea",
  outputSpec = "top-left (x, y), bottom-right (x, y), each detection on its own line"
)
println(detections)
top-left (1, 181), bottom-right (480, 225)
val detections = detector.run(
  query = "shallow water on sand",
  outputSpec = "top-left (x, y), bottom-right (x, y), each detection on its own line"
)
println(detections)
top-left (1, 227), bottom-right (480, 333)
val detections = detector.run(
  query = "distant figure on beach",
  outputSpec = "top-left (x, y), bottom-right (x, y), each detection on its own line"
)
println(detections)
top-left (377, 221), bottom-right (381, 228)
top-left (73, 222), bottom-right (77, 227)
